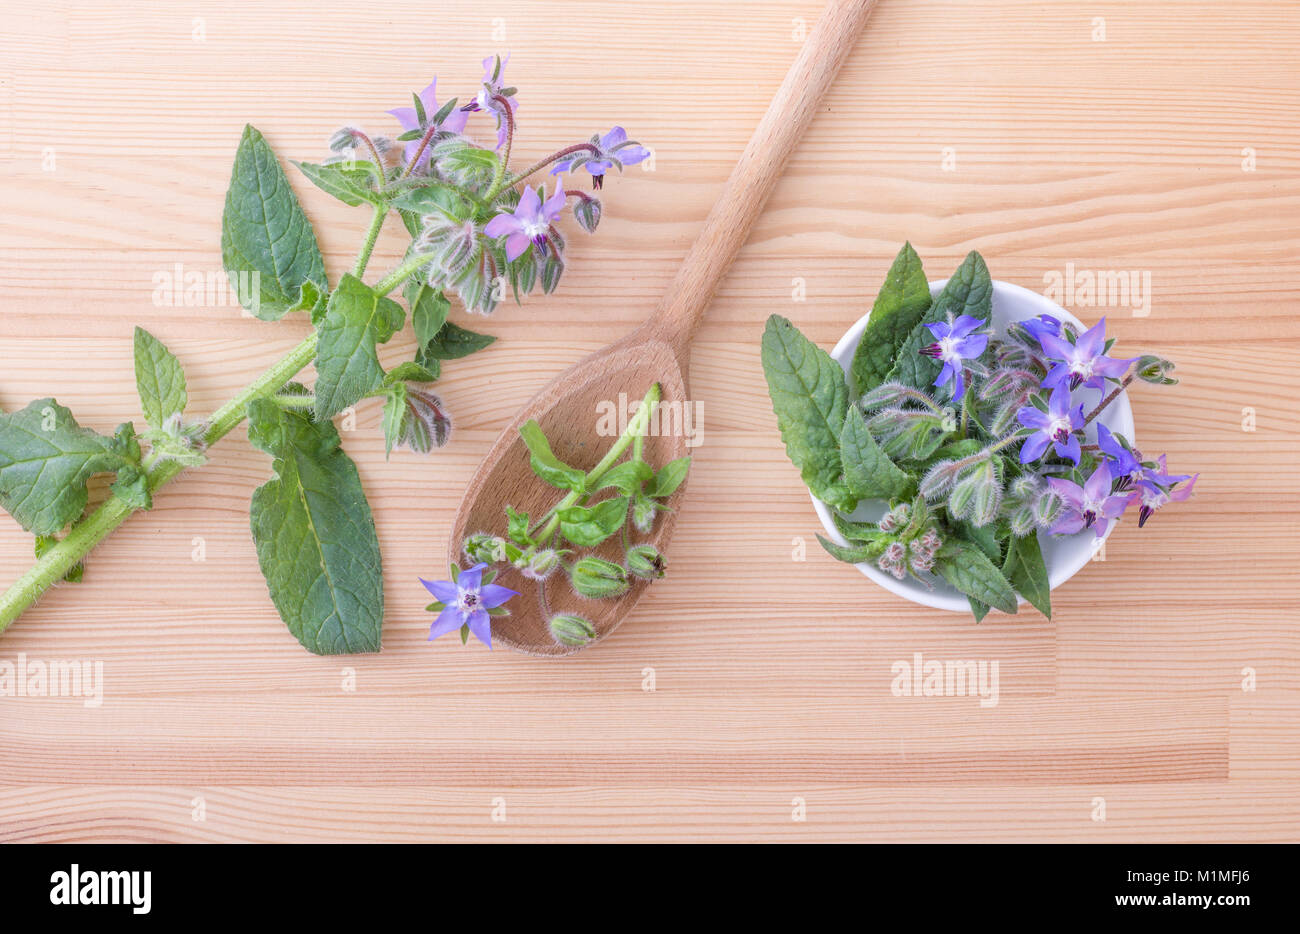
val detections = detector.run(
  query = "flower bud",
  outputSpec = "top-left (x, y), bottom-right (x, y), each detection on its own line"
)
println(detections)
top-left (463, 533), bottom-right (506, 565)
top-left (1033, 488), bottom-right (1062, 526)
top-left (631, 495), bottom-right (658, 534)
top-left (572, 196), bottom-right (602, 233)
top-left (550, 614), bottom-right (597, 647)
top-left (1009, 507), bottom-right (1037, 537)
top-left (570, 556), bottom-right (629, 599)
top-left (329, 127), bottom-right (361, 151)
top-left (626, 544), bottom-right (666, 580)
top-left (1135, 354), bottom-right (1178, 386)
top-left (522, 548), bottom-right (560, 581)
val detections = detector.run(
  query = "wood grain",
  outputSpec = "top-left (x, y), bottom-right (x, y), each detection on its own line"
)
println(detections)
top-left (1, 0), bottom-right (1298, 842)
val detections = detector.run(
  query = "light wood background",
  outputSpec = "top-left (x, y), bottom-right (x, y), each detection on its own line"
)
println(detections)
top-left (0, 0), bottom-right (1296, 843)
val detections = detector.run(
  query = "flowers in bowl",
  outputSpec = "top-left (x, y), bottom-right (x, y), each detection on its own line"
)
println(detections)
top-left (761, 243), bottom-right (1196, 619)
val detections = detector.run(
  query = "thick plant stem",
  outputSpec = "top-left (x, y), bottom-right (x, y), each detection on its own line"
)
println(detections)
top-left (351, 204), bottom-right (388, 277)
top-left (532, 383), bottom-right (661, 543)
top-left (0, 331), bottom-right (321, 633)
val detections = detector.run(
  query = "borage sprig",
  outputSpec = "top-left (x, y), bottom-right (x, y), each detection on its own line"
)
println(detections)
top-left (430, 383), bottom-right (690, 650)
top-left (762, 243), bottom-right (1197, 621)
top-left (0, 56), bottom-right (649, 654)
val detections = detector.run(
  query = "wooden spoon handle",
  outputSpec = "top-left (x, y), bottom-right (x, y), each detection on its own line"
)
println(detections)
top-left (641, 0), bottom-right (879, 366)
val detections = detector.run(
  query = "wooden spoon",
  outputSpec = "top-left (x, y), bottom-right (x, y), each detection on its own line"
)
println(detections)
top-left (449, 0), bottom-right (879, 655)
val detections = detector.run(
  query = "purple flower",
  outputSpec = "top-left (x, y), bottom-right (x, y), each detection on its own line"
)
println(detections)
top-left (551, 127), bottom-right (650, 189)
top-left (1046, 461), bottom-right (1129, 538)
top-left (464, 54), bottom-right (517, 149)
top-left (1038, 317), bottom-right (1137, 392)
top-left (1128, 467), bottom-right (1197, 527)
top-left (421, 562), bottom-right (518, 649)
top-left (387, 78), bottom-right (469, 168)
top-left (484, 180), bottom-right (567, 261)
top-left (1096, 423), bottom-right (1141, 487)
top-left (919, 314), bottom-right (988, 398)
top-left (1019, 313), bottom-right (1062, 344)
top-left (1017, 386), bottom-right (1085, 465)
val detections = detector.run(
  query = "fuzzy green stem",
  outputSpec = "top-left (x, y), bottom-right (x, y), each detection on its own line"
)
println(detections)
top-left (532, 383), bottom-right (661, 543)
top-left (351, 204), bottom-right (388, 277)
top-left (374, 253), bottom-right (433, 296)
top-left (0, 332), bottom-right (321, 633)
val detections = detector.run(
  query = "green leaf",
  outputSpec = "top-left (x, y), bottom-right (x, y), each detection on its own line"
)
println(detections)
top-left (132, 326), bottom-right (187, 430)
top-left (955, 520), bottom-right (1001, 564)
top-left (406, 281), bottom-right (450, 351)
top-left (110, 464), bottom-right (152, 511)
top-left (647, 456), bottom-right (691, 498)
top-left (1003, 532), bottom-right (1051, 618)
top-left (816, 533), bottom-right (888, 564)
top-left (760, 315), bottom-right (856, 512)
top-left (435, 143), bottom-right (500, 187)
top-left (380, 382), bottom-right (407, 459)
top-left (968, 597), bottom-right (990, 622)
top-left (313, 273), bottom-right (406, 419)
top-left (420, 321), bottom-right (495, 361)
top-left (849, 242), bottom-right (932, 396)
top-left (0, 399), bottom-right (131, 535)
top-left (839, 409), bottom-right (914, 501)
top-left (934, 538), bottom-right (1018, 615)
top-left (888, 251), bottom-right (992, 392)
top-left (388, 185), bottom-right (465, 216)
top-left (506, 506), bottom-right (534, 547)
top-left (384, 361), bottom-right (438, 385)
top-left (246, 398), bottom-right (383, 655)
top-left (221, 125), bottom-right (327, 321)
top-left (558, 497), bottom-right (629, 548)
top-left (294, 161), bottom-right (381, 207)
top-left (519, 420), bottom-right (585, 492)
top-left (598, 460), bottom-right (654, 495)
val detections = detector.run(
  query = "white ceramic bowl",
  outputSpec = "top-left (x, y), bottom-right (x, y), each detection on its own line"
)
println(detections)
top-left (812, 278), bottom-right (1135, 613)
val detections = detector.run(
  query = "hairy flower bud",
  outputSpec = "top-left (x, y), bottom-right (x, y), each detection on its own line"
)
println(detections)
top-left (570, 556), bottom-right (629, 599)
top-left (522, 548), bottom-right (560, 581)
top-left (572, 195), bottom-right (602, 233)
top-left (631, 495), bottom-right (657, 534)
top-left (463, 533), bottom-right (506, 565)
top-left (625, 544), bottom-right (666, 580)
top-left (550, 614), bottom-right (597, 647)
top-left (1009, 507), bottom-right (1037, 537)
top-left (1135, 354), bottom-right (1178, 386)
top-left (1033, 488), bottom-right (1063, 526)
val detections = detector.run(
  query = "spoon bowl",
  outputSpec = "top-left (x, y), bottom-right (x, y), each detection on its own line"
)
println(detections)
top-left (448, 338), bottom-right (689, 655)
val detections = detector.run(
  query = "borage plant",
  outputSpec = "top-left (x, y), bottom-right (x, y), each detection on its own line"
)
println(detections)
top-left (762, 243), bottom-right (1196, 620)
top-left (427, 383), bottom-right (690, 650)
top-left (0, 56), bottom-right (648, 654)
